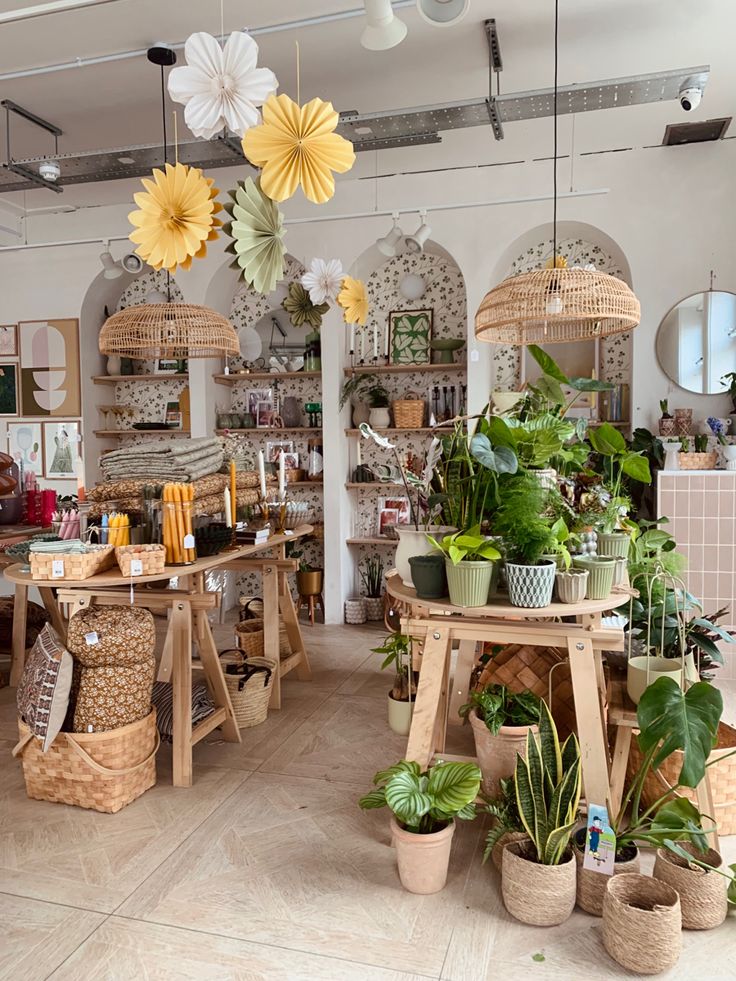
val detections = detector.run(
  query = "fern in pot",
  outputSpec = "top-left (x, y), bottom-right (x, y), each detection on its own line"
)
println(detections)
top-left (372, 632), bottom-right (416, 735)
top-left (427, 525), bottom-right (500, 608)
top-left (492, 473), bottom-right (557, 608)
top-left (359, 758), bottom-right (481, 894)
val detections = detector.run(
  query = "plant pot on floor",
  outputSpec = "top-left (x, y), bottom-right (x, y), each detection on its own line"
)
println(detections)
top-left (573, 828), bottom-right (639, 916)
top-left (445, 558), bottom-right (494, 608)
top-left (572, 555), bottom-right (616, 600)
top-left (387, 693), bottom-right (414, 736)
top-left (390, 816), bottom-right (455, 894)
top-left (344, 597), bottom-right (366, 624)
top-left (505, 560), bottom-right (556, 609)
top-left (469, 708), bottom-right (536, 798)
top-left (409, 553), bottom-right (447, 600)
top-left (653, 843), bottom-right (728, 930)
top-left (627, 655), bottom-right (683, 705)
top-left (491, 831), bottom-right (528, 872)
top-left (501, 839), bottom-right (576, 926)
top-left (555, 569), bottom-right (588, 604)
top-left (597, 531), bottom-right (630, 559)
top-left (363, 596), bottom-right (384, 621)
top-left (395, 526), bottom-right (455, 587)
top-left (602, 873), bottom-right (681, 975)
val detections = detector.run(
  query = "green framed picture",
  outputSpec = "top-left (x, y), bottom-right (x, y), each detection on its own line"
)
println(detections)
top-left (388, 309), bottom-right (433, 365)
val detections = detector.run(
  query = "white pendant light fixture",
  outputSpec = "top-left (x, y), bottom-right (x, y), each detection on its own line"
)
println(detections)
top-left (376, 212), bottom-right (404, 256)
top-left (404, 211), bottom-right (432, 253)
top-left (416, 0), bottom-right (469, 27)
top-left (361, 0), bottom-right (408, 50)
top-left (99, 242), bottom-right (123, 279)
top-left (399, 273), bottom-right (426, 300)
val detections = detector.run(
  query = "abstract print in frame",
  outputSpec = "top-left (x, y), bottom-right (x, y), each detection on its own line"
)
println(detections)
top-left (388, 309), bottom-right (433, 365)
top-left (19, 319), bottom-right (81, 417)
top-left (0, 324), bottom-right (17, 356)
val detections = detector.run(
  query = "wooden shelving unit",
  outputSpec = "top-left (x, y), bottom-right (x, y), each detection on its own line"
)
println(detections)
top-left (343, 363), bottom-right (464, 376)
top-left (94, 429), bottom-right (191, 438)
top-left (346, 427), bottom-right (440, 436)
top-left (346, 537), bottom-right (398, 546)
top-left (214, 371), bottom-right (321, 386)
top-left (216, 427), bottom-right (321, 435)
top-left (92, 374), bottom-right (188, 384)
top-left (346, 481), bottom-right (403, 489)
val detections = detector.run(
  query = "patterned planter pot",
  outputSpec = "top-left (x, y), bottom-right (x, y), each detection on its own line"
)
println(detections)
top-left (505, 560), bottom-right (556, 609)
top-left (555, 569), bottom-right (588, 604)
top-left (344, 597), bottom-right (366, 624)
top-left (445, 559), bottom-right (494, 608)
top-left (597, 531), bottom-right (630, 559)
top-left (363, 596), bottom-right (384, 621)
top-left (658, 417), bottom-right (677, 437)
top-left (572, 555), bottom-right (616, 600)
top-left (674, 408), bottom-right (693, 435)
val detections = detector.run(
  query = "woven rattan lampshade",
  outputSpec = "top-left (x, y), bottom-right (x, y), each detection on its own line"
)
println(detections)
top-left (99, 303), bottom-right (239, 358)
top-left (474, 266), bottom-right (641, 345)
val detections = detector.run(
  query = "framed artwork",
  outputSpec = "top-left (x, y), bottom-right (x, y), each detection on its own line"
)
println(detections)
top-left (377, 496), bottom-right (411, 536)
top-left (8, 421), bottom-right (42, 474)
top-left (388, 309), bottom-right (433, 366)
top-left (164, 400), bottom-right (182, 428)
top-left (0, 324), bottom-right (17, 356)
top-left (282, 451), bottom-right (299, 470)
top-left (43, 421), bottom-right (81, 479)
top-left (0, 363), bottom-right (18, 416)
top-left (265, 439), bottom-right (294, 463)
top-left (247, 387), bottom-right (274, 417)
top-left (19, 318), bottom-right (81, 417)
top-left (156, 358), bottom-right (179, 374)
top-left (256, 401), bottom-right (275, 428)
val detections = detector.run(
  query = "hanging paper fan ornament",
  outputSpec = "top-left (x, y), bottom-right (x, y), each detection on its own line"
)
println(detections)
top-left (184, 171), bottom-right (223, 269)
top-left (128, 162), bottom-right (217, 273)
top-left (337, 276), bottom-right (369, 326)
top-left (282, 282), bottom-right (329, 329)
top-left (222, 177), bottom-right (286, 295)
top-left (168, 31), bottom-right (278, 140)
top-left (301, 258), bottom-right (344, 305)
top-left (242, 93), bottom-right (355, 204)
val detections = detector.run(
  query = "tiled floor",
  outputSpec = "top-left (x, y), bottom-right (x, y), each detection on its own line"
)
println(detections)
top-left (1, 621), bottom-right (735, 981)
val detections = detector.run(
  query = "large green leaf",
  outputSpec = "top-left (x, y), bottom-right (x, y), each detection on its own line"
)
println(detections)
top-left (649, 798), bottom-right (709, 851)
top-left (385, 769), bottom-right (432, 826)
top-left (637, 678), bottom-right (723, 787)
top-left (514, 754), bottom-right (538, 847)
top-left (534, 374), bottom-right (567, 406)
top-left (567, 376), bottom-right (615, 393)
top-left (487, 415), bottom-right (516, 448)
top-left (588, 422), bottom-right (626, 456)
top-left (538, 701), bottom-right (562, 789)
top-left (544, 819), bottom-right (578, 865)
top-left (528, 344), bottom-right (569, 384)
top-left (426, 761), bottom-right (481, 816)
top-left (358, 789), bottom-right (387, 810)
top-left (469, 434), bottom-right (518, 475)
top-left (622, 453), bottom-right (652, 484)
top-left (374, 759), bottom-right (420, 786)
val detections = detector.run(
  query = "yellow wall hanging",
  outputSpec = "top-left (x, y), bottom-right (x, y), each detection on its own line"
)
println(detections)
top-left (337, 276), bottom-right (369, 326)
top-left (224, 176), bottom-right (287, 295)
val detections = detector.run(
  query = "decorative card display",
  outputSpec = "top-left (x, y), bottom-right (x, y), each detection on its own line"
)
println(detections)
top-left (388, 309), bottom-right (432, 365)
top-left (583, 803), bottom-right (616, 876)
top-left (43, 421), bottom-right (81, 479)
top-left (19, 319), bottom-right (81, 417)
top-left (377, 496), bottom-right (411, 536)
top-left (8, 421), bottom-right (42, 473)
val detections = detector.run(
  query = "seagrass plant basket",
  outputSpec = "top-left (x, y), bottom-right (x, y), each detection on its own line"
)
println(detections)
top-left (218, 649), bottom-right (276, 729)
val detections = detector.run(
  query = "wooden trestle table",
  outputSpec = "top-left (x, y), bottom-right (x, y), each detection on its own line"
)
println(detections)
top-left (4, 526), bottom-right (313, 787)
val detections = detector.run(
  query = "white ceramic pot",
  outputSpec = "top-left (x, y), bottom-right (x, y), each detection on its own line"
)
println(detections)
top-left (627, 655), bottom-right (683, 705)
top-left (387, 693), bottom-right (414, 736)
top-left (660, 438), bottom-right (682, 471)
top-left (106, 354), bottom-right (122, 375)
top-left (344, 597), bottom-right (366, 624)
top-left (722, 444), bottom-right (736, 471)
top-left (394, 526), bottom-right (456, 587)
top-left (368, 407), bottom-right (391, 428)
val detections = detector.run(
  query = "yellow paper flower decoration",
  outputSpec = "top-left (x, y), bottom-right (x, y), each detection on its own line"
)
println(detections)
top-left (129, 162), bottom-right (217, 273)
top-left (337, 276), bottom-right (369, 326)
top-left (545, 255), bottom-right (568, 269)
top-left (242, 93), bottom-right (355, 204)
top-left (187, 172), bottom-right (223, 269)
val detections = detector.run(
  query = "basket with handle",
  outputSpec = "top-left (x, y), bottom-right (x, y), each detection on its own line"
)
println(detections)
top-left (234, 618), bottom-right (265, 658)
top-left (115, 543), bottom-right (166, 577)
top-left (218, 649), bottom-right (276, 728)
top-left (12, 709), bottom-right (158, 813)
top-left (392, 391), bottom-right (425, 429)
top-left (238, 597), bottom-right (290, 656)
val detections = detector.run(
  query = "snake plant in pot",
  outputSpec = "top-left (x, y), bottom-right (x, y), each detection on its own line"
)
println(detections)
top-left (492, 473), bottom-right (557, 608)
top-left (359, 758), bottom-right (481, 894)
top-left (501, 701), bottom-right (582, 926)
top-left (427, 526), bottom-right (501, 608)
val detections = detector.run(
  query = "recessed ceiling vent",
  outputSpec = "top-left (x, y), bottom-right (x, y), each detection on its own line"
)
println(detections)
top-left (662, 116), bottom-right (731, 146)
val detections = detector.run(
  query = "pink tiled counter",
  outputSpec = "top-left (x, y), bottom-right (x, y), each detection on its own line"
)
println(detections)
top-left (657, 470), bottom-right (736, 679)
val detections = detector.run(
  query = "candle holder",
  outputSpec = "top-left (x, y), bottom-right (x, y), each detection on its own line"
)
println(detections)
top-left (265, 498), bottom-right (288, 534)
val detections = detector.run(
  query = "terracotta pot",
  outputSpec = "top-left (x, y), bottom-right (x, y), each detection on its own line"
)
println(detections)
top-left (390, 816), bottom-right (455, 894)
top-left (468, 708), bottom-right (536, 798)
top-left (296, 569), bottom-right (323, 596)
top-left (387, 693), bottom-right (414, 736)
top-left (574, 831), bottom-right (640, 916)
top-left (502, 839), bottom-right (576, 926)
top-left (653, 843), bottom-right (728, 930)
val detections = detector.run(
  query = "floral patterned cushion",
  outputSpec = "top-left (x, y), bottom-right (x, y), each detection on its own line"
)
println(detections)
top-left (66, 606), bottom-right (155, 667)
top-left (16, 624), bottom-right (73, 752)
top-left (70, 656), bottom-right (156, 733)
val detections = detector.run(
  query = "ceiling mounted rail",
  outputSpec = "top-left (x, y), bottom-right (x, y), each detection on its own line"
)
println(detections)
top-left (0, 0), bottom-right (127, 24)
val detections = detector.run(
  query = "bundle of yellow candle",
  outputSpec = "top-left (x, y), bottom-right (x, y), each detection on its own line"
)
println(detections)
top-left (107, 512), bottom-right (130, 546)
top-left (162, 483), bottom-right (196, 565)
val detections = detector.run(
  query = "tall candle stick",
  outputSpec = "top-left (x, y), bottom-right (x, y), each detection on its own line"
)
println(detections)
top-left (278, 451), bottom-right (285, 499)
top-left (349, 323), bottom-right (355, 355)
top-left (372, 324), bottom-right (378, 359)
top-left (257, 450), bottom-right (267, 499)
top-left (356, 440), bottom-right (362, 467)
top-left (359, 329), bottom-right (364, 362)
top-left (223, 487), bottom-right (233, 528)
top-left (229, 459), bottom-right (237, 526)
top-left (384, 324), bottom-right (389, 359)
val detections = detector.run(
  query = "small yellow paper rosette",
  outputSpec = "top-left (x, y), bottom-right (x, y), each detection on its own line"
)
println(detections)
top-left (337, 276), bottom-right (369, 326)
top-left (129, 162), bottom-right (217, 273)
top-left (242, 93), bottom-right (355, 204)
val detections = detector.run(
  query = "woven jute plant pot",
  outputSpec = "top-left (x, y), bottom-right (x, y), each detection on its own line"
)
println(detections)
top-left (574, 833), bottom-right (640, 916)
top-left (679, 451), bottom-right (718, 470)
top-left (390, 816), bottom-right (455, 894)
top-left (653, 844), bottom-right (728, 930)
top-left (501, 839), bottom-right (576, 926)
top-left (491, 830), bottom-right (528, 872)
top-left (602, 873), bottom-right (681, 975)
top-left (468, 708), bottom-right (536, 798)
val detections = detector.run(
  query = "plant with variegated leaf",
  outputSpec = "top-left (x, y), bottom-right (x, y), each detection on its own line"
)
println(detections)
top-left (514, 700), bottom-right (581, 865)
top-left (359, 759), bottom-right (481, 834)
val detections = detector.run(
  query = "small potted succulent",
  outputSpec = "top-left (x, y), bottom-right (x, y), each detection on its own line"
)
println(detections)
top-left (372, 632), bottom-right (416, 735)
top-left (658, 398), bottom-right (676, 437)
top-left (359, 758), bottom-right (481, 894)
top-left (427, 525), bottom-right (500, 608)
top-left (492, 473), bottom-right (557, 608)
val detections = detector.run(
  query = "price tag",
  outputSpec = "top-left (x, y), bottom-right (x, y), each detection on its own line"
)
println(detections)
top-left (129, 558), bottom-right (143, 576)
top-left (51, 559), bottom-right (65, 579)
top-left (85, 631), bottom-right (99, 646)
top-left (183, 534), bottom-right (195, 549)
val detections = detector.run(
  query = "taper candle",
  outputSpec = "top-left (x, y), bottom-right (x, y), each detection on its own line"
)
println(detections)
top-left (257, 449), bottom-right (267, 498)
top-left (223, 487), bottom-right (233, 528)
top-left (229, 459), bottom-right (237, 526)
top-left (278, 451), bottom-right (285, 499)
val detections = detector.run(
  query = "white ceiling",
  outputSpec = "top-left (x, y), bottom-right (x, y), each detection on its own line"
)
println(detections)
top-left (0, 1), bottom-right (733, 179)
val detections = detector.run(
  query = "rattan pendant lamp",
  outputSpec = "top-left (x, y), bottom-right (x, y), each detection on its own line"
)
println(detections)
top-left (474, 0), bottom-right (640, 345)
top-left (99, 43), bottom-right (239, 361)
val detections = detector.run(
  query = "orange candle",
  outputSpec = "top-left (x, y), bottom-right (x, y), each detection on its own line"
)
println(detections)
top-left (229, 459), bottom-right (237, 526)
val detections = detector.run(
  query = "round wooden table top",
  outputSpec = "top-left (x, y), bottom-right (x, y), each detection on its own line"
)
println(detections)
top-left (386, 571), bottom-right (629, 619)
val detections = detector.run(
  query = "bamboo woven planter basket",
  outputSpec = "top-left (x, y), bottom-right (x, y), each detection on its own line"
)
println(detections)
top-left (391, 392), bottom-right (425, 429)
top-left (653, 844), bottom-right (728, 929)
top-left (602, 873), bottom-right (681, 975)
top-left (30, 545), bottom-right (115, 581)
top-left (678, 451), bottom-right (718, 470)
top-left (574, 836), bottom-right (640, 916)
top-left (501, 839), bottom-right (576, 926)
top-left (219, 649), bottom-right (276, 729)
top-left (115, 543), bottom-right (166, 576)
top-left (13, 710), bottom-right (158, 813)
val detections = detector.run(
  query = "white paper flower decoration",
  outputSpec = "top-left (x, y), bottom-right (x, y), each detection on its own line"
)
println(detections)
top-left (168, 31), bottom-right (278, 140)
top-left (301, 258), bottom-right (344, 305)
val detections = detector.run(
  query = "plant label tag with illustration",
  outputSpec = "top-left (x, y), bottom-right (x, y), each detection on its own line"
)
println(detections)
top-left (583, 803), bottom-right (616, 876)
top-left (85, 631), bottom-right (99, 646)
top-left (129, 558), bottom-right (143, 576)
top-left (183, 534), bottom-right (195, 550)
top-left (51, 559), bottom-right (65, 579)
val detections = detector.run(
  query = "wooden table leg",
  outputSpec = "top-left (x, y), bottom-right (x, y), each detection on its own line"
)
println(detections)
top-left (157, 614), bottom-right (174, 682)
top-left (567, 635), bottom-right (612, 812)
top-left (406, 626), bottom-right (451, 769)
top-left (608, 725), bottom-right (632, 818)
top-left (37, 586), bottom-right (67, 640)
top-left (171, 600), bottom-right (193, 788)
top-left (194, 609), bottom-right (240, 744)
top-left (448, 639), bottom-right (476, 728)
top-left (9, 583), bottom-right (28, 686)
top-left (279, 573), bottom-right (311, 682)
top-left (262, 563), bottom-right (281, 710)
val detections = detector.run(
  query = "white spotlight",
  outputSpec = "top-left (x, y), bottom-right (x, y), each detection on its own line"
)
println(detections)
top-left (377, 213), bottom-right (404, 257)
top-left (122, 253), bottom-right (144, 274)
top-left (416, 0), bottom-right (469, 27)
top-left (400, 274), bottom-right (426, 300)
top-left (361, 0), bottom-right (408, 50)
top-left (404, 211), bottom-right (432, 253)
top-left (100, 242), bottom-right (123, 279)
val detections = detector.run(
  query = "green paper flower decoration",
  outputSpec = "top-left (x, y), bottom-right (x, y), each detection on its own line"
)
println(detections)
top-left (223, 176), bottom-right (286, 295)
top-left (282, 282), bottom-right (329, 329)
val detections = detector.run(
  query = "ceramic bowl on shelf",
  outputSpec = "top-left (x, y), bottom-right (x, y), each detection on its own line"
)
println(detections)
top-left (430, 338), bottom-right (465, 364)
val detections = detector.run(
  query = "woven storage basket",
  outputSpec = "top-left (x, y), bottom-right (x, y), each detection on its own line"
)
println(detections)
top-left (602, 873), bottom-right (681, 975)
top-left (13, 710), bottom-right (158, 813)
top-left (30, 545), bottom-right (115, 581)
top-left (501, 839), bottom-right (576, 926)
top-left (234, 618), bottom-right (265, 658)
top-left (627, 721), bottom-right (736, 835)
top-left (238, 598), bottom-right (291, 657)
top-left (574, 840), bottom-right (640, 916)
top-left (679, 451), bottom-right (718, 470)
top-left (115, 544), bottom-right (166, 576)
top-left (391, 391), bottom-right (425, 429)
top-left (236, 470), bottom-right (261, 489)
top-left (653, 844), bottom-right (728, 930)
top-left (218, 650), bottom-right (276, 728)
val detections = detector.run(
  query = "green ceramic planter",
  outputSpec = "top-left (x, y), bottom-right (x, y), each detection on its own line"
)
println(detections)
top-left (445, 558), bottom-right (494, 608)
top-left (409, 554), bottom-right (447, 600)
top-left (572, 555), bottom-right (616, 600)
top-left (597, 531), bottom-right (630, 559)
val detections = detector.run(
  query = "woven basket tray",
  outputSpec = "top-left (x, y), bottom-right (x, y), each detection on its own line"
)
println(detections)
top-left (219, 650), bottom-right (276, 728)
top-left (679, 452), bottom-right (718, 470)
top-left (13, 710), bottom-right (158, 813)
top-left (30, 545), bottom-right (115, 582)
top-left (115, 544), bottom-right (166, 577)
top-left (392, 391), bottom-right (425, 429)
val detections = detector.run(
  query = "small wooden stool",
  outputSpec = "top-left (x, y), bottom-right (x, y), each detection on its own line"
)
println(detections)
top-left (297, 591), bottom-right (325, 625)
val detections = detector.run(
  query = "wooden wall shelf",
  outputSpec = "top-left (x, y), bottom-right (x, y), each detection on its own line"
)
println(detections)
top-left (345, 427), bottom-right (438, 436)
top-left (92, 374), bottom-right (188, 384)
top-left (93, 429), bottom-right (191, 437)
top-left (216, 427), bottom-right (322, 435)
top-left (214, 371), bottom-right (322, 385)
top-left (346, 537), bottom-right (398, 546)
top-left (346, 482), bottom-right (403, 489)
top-left (343, 363), bottom-right (465, 376)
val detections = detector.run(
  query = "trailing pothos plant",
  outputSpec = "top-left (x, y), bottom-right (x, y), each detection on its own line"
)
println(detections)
top-left (359, 759), bottom-right (482, 834)
top-left (427, 525), bottom-right (501, 565)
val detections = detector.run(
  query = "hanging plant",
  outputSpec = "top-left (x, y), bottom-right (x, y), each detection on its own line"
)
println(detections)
top-left (222, 177), bottom-right (286, 294)
top-left (337, 275), bottom-right (369, 326)
top-left (282, 282), bottom-right (329, 329)
top-left (242, 93), bottom-right (355, 204)
top-left (168, 31), bottom-right (278, 140)
top-left (301, 258), bottom-right (344, 305)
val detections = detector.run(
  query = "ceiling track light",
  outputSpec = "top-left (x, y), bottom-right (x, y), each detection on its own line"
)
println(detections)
top-left (361, 0), bottom-right (408, 51)
top-left (404, 210), bottom-right (432, 253)
top-left (416, 0), bottom-right (469, 28)
top-left (99, 241), bottom-right (123, 279)
top-left (376, 212), bottom-right (404, 257)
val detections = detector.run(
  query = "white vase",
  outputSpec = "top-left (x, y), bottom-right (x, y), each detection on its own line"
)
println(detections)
top-left (106, 355), bottom-right (121, 375)
top-left (395, 526), bottom-right (456, 587)
top-left (387, 693), bottom-right (414, 736)
top-left (351, 400), bottom-right (370, 427)
top-left (368, 407), bottom-right (391, 428)
top-left (660, 438), bottom-right (682, 471)
top-left (722, 445), bottom-right (736, 471)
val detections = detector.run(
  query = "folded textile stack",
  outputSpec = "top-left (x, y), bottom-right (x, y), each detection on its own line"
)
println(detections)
top-left (99, 437), bottom-right (223, 482)
top-left (88, 473), bottom-right (231, 519)
top-left (29, 538), bottom-right (87, 554)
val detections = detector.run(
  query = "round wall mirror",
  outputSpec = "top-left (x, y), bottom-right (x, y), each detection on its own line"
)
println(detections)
top-left (656, 290), bottom-right (736, 394)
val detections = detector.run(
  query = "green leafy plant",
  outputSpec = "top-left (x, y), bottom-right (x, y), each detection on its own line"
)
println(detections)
top-left (360, 556), bottom-right (384, 598)
top-left (339, 372), bottom-right (380, 410)
top-left (359, 758), bottom-right (482, 834)
top-left (694, 433), bottom-right (709, 453)
top-left (680, 436), bottom-right (691, 453)
top-left (588, 422), bottom-right (651, 532)
top-left (491, 472), bottom-right (555, 566)
top-left (372, 632), bottom-right (414, 701)
top-left (525, 344), bottom-right (615, 418)
top-left (663, 840), bottom-right (736, 905)
top-left (459, 684), bottom-right (541, 735)
top-left (481, 775), bottom-right (525, 862)
top-left (659, 399), bottom-right (672, 419)
top-left (427, 525), bottom-right (501, 566)
top-left (720, 371), bottom-right (736, 412)
top-left (487, 412), bottom-right (576, 471)
top-left (514, 700), bottom-right (581, 865)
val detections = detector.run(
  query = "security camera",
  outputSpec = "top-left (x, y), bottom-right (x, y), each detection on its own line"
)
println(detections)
top-left (38, 159), bottom-right (61, 182)
top-left (679, 85), bottom-right (702, 112)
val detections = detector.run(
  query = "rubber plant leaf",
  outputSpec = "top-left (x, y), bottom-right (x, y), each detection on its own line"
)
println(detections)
top-left (588, 422), bottom-right (627, 456)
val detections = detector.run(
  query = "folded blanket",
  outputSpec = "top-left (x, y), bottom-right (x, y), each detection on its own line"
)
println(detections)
top-left (151, 680), bottom-right (214, 743)
top-left (100, 437), bottom-right (224, 482)
top-left (89, 473), bottom-right (228, 503)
